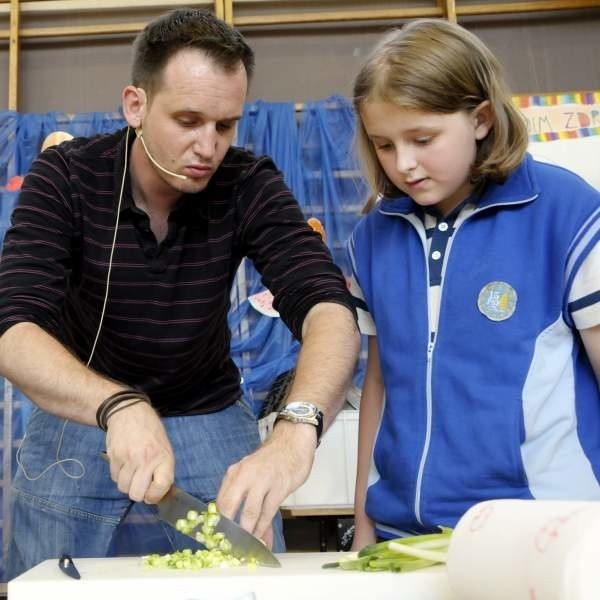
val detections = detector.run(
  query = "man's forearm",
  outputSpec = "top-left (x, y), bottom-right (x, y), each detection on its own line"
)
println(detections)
top-left (288, 302), bottom-right (360, 429)
top-left (0, 322), bottom-right (128, 425)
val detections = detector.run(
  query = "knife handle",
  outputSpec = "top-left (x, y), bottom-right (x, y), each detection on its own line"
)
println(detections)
top-left (58, 554), bottom-right (81, 580)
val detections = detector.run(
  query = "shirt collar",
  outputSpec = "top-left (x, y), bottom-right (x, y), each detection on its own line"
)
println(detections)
top-left (378, 153), bottom-right (539, 217)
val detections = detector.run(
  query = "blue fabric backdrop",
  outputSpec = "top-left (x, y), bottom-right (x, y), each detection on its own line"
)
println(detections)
top-left (0, 97), bottom-right (368, 578)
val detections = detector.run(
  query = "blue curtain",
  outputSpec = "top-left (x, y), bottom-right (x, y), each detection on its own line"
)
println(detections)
top-left (0, 98), bottom-right (368, 578)
top-left (0, 113), bottom-right (18, 185)
top-left (232, 101), bottom-right (306, 409)
top-left (298, 95), bottom-right (369, 391)
top-left (0, 109), bottom-right (128, 421)
top-left (232, 96), bottom-right (368, 409)
top-left (0, 110), bottom-right (126, 183)
top-left (299, 94), bottom-right (368, 274)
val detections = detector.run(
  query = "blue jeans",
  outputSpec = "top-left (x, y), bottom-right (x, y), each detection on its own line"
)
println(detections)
top-left (7, 400), bottom-right (285, 579)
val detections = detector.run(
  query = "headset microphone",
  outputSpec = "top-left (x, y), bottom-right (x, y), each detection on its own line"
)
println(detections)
top-left (135, 127), bottom-right (187, 180)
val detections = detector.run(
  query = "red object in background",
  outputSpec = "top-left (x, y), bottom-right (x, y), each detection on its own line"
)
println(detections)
top-left (6, 175), bottom-right (24, 191)
top-left (248, 289), bottom-right (280, 318)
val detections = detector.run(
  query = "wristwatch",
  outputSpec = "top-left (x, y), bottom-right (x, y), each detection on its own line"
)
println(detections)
top-left (275, 401), bottom-right (324, 447)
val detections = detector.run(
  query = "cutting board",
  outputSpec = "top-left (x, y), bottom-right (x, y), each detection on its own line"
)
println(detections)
top-left (8, 552), bottom-right (457, 600)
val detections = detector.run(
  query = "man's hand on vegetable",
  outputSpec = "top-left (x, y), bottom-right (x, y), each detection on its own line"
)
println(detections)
top-left (216, 419), bottom-right (318, 545)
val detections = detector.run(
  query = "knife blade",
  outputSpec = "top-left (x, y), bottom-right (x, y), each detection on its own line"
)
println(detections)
top-left (100, 452), bottom-right (281, 567)
top-left (158, 485), bottom-right (281, 567)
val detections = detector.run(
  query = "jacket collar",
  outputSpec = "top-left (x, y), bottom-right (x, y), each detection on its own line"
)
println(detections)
top-left (378, 153), bottom-right (539, 217)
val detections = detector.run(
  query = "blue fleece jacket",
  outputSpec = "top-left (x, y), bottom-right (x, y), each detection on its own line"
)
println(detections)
top-left (348, 154), bottom-right (600, 537)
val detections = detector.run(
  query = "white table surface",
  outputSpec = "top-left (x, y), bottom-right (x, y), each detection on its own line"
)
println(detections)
top-left (8, 552), bottom-right (458, 600)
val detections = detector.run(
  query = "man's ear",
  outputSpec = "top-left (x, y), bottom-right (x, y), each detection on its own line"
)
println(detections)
top-left (473, 100), bottom-right (494, 141)
top-left (121, 86), bottom-right (147, 129)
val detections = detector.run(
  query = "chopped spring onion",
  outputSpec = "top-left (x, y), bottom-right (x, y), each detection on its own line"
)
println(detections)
top-left (143, 502), bottom-right (258, 570)
top-left (144, 548), bottom-right (244, 570)
top-left (322, 527), bottom-right (452, 573)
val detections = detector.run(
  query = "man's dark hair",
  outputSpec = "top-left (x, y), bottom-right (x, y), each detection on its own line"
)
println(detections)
top-left (132, 8), bottom-right (255, 95)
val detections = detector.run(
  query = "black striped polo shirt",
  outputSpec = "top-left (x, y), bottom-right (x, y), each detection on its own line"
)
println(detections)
top-left (0, 127), bottom-right (353, 415)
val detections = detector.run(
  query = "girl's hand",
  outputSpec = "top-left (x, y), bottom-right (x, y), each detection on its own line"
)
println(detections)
top-left (350, 520), bottom-right (377, 551)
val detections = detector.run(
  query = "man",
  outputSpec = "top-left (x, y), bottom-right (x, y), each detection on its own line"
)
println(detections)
top-left (0, 9), bottom-right (359, 577)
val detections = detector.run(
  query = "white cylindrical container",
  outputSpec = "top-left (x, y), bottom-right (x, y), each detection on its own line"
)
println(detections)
top-left (446, 499), bottom-right (600, 600)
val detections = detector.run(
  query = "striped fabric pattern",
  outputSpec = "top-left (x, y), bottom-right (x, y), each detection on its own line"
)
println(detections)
top-left (513, 90), bottom-right (600, 142)
top-left (512, 90), bottom-right (600, 108)
top-left (420, 203), bottom-right (475, 341)
top-left (0, 128), bottom-right (352, 415)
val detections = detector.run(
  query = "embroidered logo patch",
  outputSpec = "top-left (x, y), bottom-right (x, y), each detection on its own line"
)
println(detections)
top-left (477, 281), bottom-right (517, 321)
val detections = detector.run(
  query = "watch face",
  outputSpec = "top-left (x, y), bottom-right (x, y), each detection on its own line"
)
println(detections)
top-left (287, 402), bottom-right (316, 418)
top-left (276, 402), bottom-right (323, 447)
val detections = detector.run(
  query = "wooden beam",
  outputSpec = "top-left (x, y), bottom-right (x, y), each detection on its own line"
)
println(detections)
top-left (215, 0), bottom-right (224, 20)
top-left (458, 0), bottom-right (600, 15)
top-left (219, 0), bottom-right (600, 27)
top-left (0, 22), bottom-right (147, 39)
top-left (233, 7), bottom-right (444, 26)
top-left (443, 0), bottom-right (457, 23)
top-left (8, 0), bottom-right (20, 111)
top-left (280, 506), bottom-right (354, 518)
top-left (223, 0), bottom-right (233, 24)
top-left (0, 2), bottom-right (232, 40)
top-left (0, 0), bottom-right (215, 15)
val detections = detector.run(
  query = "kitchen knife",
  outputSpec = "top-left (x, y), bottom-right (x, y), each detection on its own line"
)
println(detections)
top-left (58, 554), bottom-right (81, 579)
top-left (100, 452), bottom-right (281, 567)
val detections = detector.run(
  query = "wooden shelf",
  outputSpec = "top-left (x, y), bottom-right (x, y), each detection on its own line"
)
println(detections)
top-left (231, 8), bottom-right (445, 27)
top-left (2, 1), bottom-right (599, 109)
top-left (223, 0), bottom-right (600, 27)
top-left (0, 22), bottom-right (153, 39)
top-left (458, 0), bottom-right (600, 16)
top-left (0, 0), bottom-right (222, 110)
top-left (281, 506), bottom-right (354, 518)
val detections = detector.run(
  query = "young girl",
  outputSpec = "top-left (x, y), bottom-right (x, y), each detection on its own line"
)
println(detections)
top-left (347, 18), bottom-right (600, 549)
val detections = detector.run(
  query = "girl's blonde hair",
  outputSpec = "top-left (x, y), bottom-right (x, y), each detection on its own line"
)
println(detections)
top-left (353, 18), bottom-right (529, 202)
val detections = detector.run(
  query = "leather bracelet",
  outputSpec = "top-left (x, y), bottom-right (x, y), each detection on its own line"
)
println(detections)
top-left (96, 391), bottom-right (151, 431)
top-left (96, 391), bottom-right (142, 429)
top-left (96, 389), bottom-right (151, 431)
top-left (96, 392), bottom-right (141, 431)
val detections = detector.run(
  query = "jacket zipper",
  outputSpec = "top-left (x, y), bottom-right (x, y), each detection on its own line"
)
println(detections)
top-left (380, 194), bottom-right (537, 526)
top-left (414, 339), bottom-right (435, 525)
top-left (382, 211), bottom-right (433, 526)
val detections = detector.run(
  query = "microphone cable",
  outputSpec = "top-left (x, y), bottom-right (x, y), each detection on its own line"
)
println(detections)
top-left (16, 127), bottom-right (132, 482)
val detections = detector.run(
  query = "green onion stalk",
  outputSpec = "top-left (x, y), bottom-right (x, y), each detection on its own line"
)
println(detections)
top-left (322, 527), bottom-right (453, 573)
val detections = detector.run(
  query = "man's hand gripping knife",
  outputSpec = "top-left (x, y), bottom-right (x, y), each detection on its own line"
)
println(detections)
top-left (101, 392), bottom-right (176, 505)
